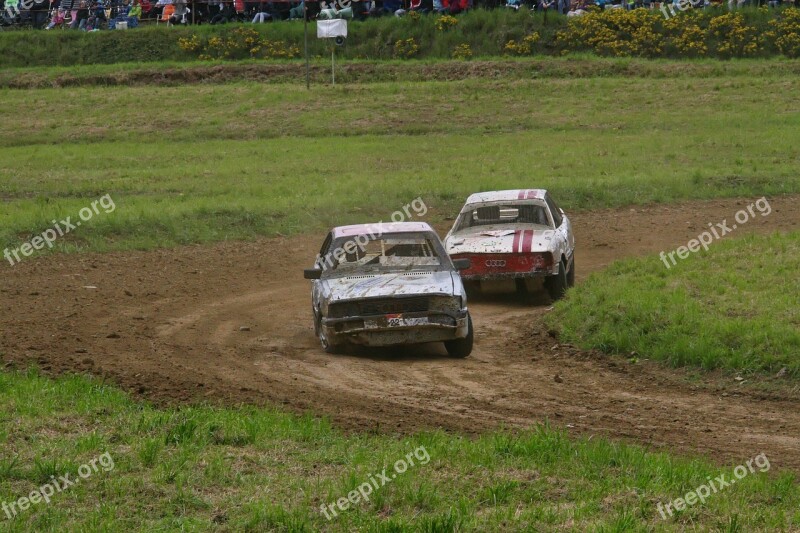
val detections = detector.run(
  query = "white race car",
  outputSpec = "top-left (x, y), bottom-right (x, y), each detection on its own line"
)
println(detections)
top-left (304, 222), bottom-right (474, 357)
top-left (444, 189), bottom-right (575, 300)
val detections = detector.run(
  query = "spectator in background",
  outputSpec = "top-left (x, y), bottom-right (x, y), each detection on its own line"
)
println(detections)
top-left (252, 3), bottom-right (271, 20)
top-left (410, 0), bottom-right (432, 12)
top-left (2, 0), bottom-right (21, 24)
top-left (86, 0), bottom-right (107, 28)
top-left (139, 0), bottom-right (154, 18)
top-left (30, 0), bottom-right (49, 28)
top-left (382, 0), bottom-right (401, 14)
top-left (127, 0), bottom-right (141, 25)
top-left (169, 0), bottom-right (189, 23)
top-left (71, 0), bottom-right (89, 28)
top-left (432, 0), bottom-right (447, 11)
top-left (210, 0), bottom-right (234, 22)
top-left (46, 7), bottom-right (67, 27)
top-left (288, 0), bottom-right (305, 18)
top-left (152, 0), bottom-right (172, 18)
top-left (446, 0), bottom-right (468, 13)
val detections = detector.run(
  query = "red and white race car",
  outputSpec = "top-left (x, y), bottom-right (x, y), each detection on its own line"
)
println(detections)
top-left (444, 189), bottom-right (575, 300)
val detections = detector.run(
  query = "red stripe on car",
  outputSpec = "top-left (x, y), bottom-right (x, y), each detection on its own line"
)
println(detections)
top-left (512, 230), bottom-right (521, 253)
top-left (522, 230), bottom-right (534, 252)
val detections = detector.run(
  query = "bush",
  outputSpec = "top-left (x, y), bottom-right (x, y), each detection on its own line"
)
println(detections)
top-left (0, 7), bottom-right (796, 68)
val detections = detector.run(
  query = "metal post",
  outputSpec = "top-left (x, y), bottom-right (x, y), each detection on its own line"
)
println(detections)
top-left (304, 1), bottom-right (309, 89)
top-left (331, 46), bottom-right (335, 85)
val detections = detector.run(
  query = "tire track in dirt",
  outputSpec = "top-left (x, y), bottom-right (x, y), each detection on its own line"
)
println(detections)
top-left (2, 196), bottom-right (799, 469)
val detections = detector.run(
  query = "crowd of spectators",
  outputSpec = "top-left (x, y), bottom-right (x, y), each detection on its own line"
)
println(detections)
top-left (1, 0), bottom-right (797, 29)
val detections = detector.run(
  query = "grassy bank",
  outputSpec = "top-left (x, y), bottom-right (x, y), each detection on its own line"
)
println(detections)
top-left (547, 231), bottom-right (800, 376)
top-left (4, 56), bottom-right (800, 89)
top-left (0, 368), bottom-right (797, 530)
top-left (0, 7), bottom-right (799, 68)
top-left (1, 70), bottom-right (798, 254)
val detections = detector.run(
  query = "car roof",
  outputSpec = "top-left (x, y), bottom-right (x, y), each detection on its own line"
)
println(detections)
top-left (463, 189), bottom-right (548, 206)
top-left (331, 222), bottom-right (434, 238)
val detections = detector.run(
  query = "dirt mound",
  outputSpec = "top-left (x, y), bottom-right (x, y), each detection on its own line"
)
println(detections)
top-left (2, 196), bottom-right (800, 469)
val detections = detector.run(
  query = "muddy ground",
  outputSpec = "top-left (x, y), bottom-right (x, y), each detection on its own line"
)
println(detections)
top-left (2, 196), bottom-right (799, 470)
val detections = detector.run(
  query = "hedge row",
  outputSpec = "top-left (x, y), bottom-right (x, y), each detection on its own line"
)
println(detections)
top-left (0, 7), bottom-right (798, 67)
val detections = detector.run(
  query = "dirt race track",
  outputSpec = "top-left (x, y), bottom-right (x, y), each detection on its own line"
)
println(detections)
top-left (2, 196), bottom-right (800, 470)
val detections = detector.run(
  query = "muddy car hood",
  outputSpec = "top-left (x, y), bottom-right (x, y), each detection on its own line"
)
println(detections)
top-left (447, 228), bottom-right (556, 254)
top-left (323, 271), bottom-right (457, 302)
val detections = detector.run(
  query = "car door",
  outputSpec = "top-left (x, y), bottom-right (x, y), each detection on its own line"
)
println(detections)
top-left (545, 193), bottom-right (573, 266)
top-left (312, 232), bottom-right (334, 318)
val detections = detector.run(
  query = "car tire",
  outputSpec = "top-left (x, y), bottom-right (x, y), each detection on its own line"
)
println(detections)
top-left (463, 280), bottom-right (481, 298)
top-left (316, 314), bottom-right (344, 354)
top-left (515, 278), bottom-right (528, 295)
top-left (567, 257), bottom-right (575, 288)
top-left (445, 315), bottom-right (473, 358)
top-left (545, 259), bottom-right (568, 301)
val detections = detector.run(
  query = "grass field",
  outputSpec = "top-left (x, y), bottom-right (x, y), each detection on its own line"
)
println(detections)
top-left (548, 231), bottom-right (800, 377)
top-left (1, 369), bottom-right (798, 531)
top-left (1, 61), bottom-right (798, 254)
top-left (2, 59), bottom-right (800, 531)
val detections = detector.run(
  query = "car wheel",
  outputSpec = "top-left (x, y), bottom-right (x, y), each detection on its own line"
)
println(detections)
top-left (567, 257), bottom-right (575, 288)
top-left (316, 314), bottom-right (344, 354)
top-left (463, 280), bottom-right (481, 298)
top-left (545, 259), bottom-right (568, 301)
top-left (515, 278), bottom-right (528, 295)
top-left (445, 315), bottom-right (473, 358)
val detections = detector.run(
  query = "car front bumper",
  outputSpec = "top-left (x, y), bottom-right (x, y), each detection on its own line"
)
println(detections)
top-left (321, 309), bottom-right (469, 347)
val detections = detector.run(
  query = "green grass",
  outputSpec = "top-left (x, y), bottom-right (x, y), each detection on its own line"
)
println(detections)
top-left (1, 69), bottom-right (799, 254)
top-left (0, 368), bottom-right (798, 531)
top-left (547, 231), bottom-right (800, 377)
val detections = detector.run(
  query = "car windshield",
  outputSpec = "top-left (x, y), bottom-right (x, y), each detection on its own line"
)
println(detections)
top-left (454, 202), bottom-right (552, 232)
top-left (322, 235), bottom-right (445, 276)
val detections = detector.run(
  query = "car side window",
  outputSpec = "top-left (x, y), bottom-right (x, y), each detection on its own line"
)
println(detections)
top-left (545, 194), bottom-right (563, 228)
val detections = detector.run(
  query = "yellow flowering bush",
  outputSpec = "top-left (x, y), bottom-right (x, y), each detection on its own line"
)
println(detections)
top-left (452, 43), bottom-right (473, 59)
top-left (394, 38), bottom-right (420, 59)
top-left (668, 22), bottom-right (707, 57)
top-left (504, 32), bottom-right (541, 56)
top-left (770, 8), bottom-right (800, 58)
top-left (709, 13), bottom-right (761, 58)
top-left (556, 9), bottom-right (663, 57)
top-left (435, 14), bottom-right (459, 31)
top-left (184, 28), bottom-right (300, 60)
top-left (177, 35), bottom-right (200, 53)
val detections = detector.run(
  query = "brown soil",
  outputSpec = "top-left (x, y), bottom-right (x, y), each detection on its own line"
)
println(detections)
top-left (2, 196), bottom-right (799, 469)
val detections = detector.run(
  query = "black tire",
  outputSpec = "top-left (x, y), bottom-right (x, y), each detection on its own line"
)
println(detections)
top-left (566, 257), bottom-right (575, 288)
top-left (545, 259), bottom-right (568, 301)
top-left (316, 313), bottom-right (344, 354)
top-left (463, 280), bottom-right (481, 297)
top-left (515, 278), bottom-right (528, 295)
top-left (445, 315), bottom-right (473, 358)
